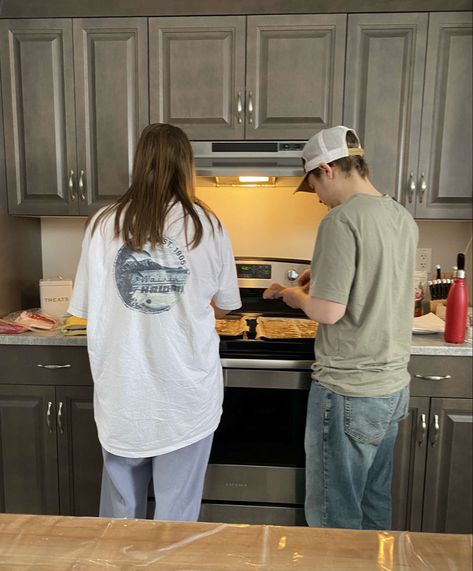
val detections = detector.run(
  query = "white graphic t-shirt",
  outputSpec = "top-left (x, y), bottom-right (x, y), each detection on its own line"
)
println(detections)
top-left (68, 204), bottom-right (241, 457)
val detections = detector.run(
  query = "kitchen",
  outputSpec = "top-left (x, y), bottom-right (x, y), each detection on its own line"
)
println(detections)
top-left (0, 0), bottom-right (472, 568)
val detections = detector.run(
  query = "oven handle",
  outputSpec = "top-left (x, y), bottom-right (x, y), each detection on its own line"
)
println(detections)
top-left (224, 369), bottom-right (311, 390)
top-left (221, 358), bottom-right (313, 371)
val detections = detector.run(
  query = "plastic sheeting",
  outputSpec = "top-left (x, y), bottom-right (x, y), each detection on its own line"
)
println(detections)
top-left (0, 513), bottom-right (471, 570)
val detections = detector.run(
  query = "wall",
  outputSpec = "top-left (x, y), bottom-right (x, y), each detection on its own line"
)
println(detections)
top-left (41, 187), bottom-right (473, 295)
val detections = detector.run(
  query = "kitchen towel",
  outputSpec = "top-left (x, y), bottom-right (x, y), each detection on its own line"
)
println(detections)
top-left (61, 315), bottom-right (87, 336)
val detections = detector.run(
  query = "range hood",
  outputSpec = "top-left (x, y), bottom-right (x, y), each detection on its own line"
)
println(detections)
top-left (192, 141), bottom-right (305, 177)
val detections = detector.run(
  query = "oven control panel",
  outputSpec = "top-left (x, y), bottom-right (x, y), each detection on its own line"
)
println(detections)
top-left (235, 258), bottom-right (310, 288)
top-left (236, 263), bottom-right (272, 280)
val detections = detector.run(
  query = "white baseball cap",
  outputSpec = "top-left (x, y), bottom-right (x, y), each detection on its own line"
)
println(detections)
top-left (295, 126), bottom-right (364, 193)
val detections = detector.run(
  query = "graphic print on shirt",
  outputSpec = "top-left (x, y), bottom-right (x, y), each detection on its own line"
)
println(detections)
top-left (114, 237), bottom-right (190, 314)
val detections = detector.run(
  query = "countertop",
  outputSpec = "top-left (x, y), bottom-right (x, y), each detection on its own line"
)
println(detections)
top-left (0, 329), bottom-right (472, 356)
top-left (0, 513), bottom-right (470, 570)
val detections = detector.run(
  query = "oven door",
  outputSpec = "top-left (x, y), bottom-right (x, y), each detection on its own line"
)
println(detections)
top-left (201, 367), bottom-right (311, 525)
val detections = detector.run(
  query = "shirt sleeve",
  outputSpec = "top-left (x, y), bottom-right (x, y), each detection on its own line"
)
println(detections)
top-left (67, 226), bottom-right (92, 318)
top-left (309, 215), bottom-right (356, 305)
top-left (213, 227), bottom-right (242, 310)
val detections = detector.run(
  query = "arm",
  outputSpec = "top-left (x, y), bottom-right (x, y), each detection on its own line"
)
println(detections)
top-left (211, 299), bottom-right (231, 319)
top-left (281, 286), bottom-right (346, 325)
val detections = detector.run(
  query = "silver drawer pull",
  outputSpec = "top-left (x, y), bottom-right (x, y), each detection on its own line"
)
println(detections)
top-left (418, 413), bottom-right (427, 446)
top-left (46, 401), bottom-right (53, 432)
top-left (236, 92), bottom-right (243, 124)
top-left (247, 91), bottom-right (254, 124)
top-left (57, 401), bottom-right (64, 434)
top-left (430, 414), bottom-right (440, 447)
top-left (414, 374), bottom-right (451, 381)
top-left (37, 364), bottom-right (72, 369)
top-left (79, 169), bottom-right (86, 201)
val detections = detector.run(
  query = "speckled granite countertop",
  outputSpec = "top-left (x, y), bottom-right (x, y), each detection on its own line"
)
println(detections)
top-left (0, 330), bottom-right (471, 356)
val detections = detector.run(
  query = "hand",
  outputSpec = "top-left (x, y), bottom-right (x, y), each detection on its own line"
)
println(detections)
top-left (263, 283), bottom-right (287, 300)
top-left (297, 269), bottom-right (311, 292)
top-left (281, 286), bottom-right (307, 309)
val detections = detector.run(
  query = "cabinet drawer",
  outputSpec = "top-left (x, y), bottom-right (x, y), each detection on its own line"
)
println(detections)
top-left (409, 356), bottom-right (472, 398)
top-left (0, 345), bottom-right (92, 386)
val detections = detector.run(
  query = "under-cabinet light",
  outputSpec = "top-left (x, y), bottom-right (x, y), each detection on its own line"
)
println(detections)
top-left (238, 176), bottom-right (270, 183)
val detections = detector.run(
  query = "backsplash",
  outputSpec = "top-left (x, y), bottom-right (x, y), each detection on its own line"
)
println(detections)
top-left (41, 189), bottom-right (473, 298)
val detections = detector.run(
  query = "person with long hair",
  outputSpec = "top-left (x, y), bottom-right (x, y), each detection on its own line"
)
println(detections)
top-left (68, 123), bottom-right (241, 521)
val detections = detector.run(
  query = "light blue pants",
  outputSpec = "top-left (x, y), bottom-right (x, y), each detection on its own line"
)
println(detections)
top-left (99, 433), bottom-right (213, 521)
top-left (305, 381), bottom-right (409, 530)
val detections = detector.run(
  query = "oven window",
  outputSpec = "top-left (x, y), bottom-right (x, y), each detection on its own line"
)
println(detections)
top-left (210, 387), bottom-right (308, 467)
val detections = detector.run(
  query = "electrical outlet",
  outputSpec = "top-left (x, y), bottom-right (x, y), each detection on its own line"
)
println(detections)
top-left (416, 248), bottom-right (432, 273)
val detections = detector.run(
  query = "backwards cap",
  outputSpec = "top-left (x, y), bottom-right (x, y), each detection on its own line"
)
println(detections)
top-left (295, 126), bottom-right (364, 193)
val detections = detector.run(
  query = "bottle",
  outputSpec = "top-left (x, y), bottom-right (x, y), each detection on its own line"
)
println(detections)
top-left (444, 253), bottom-right (469, 344)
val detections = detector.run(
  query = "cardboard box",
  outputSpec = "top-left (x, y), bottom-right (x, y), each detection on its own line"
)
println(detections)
top-left (40, 278), bottom-right (73, 317)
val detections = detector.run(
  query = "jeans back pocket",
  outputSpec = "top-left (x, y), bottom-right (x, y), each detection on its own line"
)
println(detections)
top-left (344, 395), bottom-right (397, 444)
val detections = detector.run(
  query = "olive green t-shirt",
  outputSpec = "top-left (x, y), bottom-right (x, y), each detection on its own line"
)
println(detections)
top-left (310, 193), bottom-right (418, 397)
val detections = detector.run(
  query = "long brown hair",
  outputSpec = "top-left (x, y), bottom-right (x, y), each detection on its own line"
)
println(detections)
top-left (91, 123), bottom-right (219, 250)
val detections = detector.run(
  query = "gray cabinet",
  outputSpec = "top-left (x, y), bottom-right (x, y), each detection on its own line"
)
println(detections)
top-left (422, 398), bottom-right (472, 533)
top-left (149, 14), bottom-right (346, 140)
top-left (0, 18), bottom-right (148, 216)
top-left (0, 385), bottom-right (59, 514)
top-left (0, 19), bottom-right (77, 216)
top-left (391, 396), bottom-right (429, 531)
top-left (391, 356), bottom-right (472, 533)
top-left (344, 12), bottom-right (472, 219)
top-left (0, 346), bottom-right (102, 517)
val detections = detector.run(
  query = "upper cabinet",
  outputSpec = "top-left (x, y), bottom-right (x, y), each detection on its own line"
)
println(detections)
top-left (0, 18), bottom-right (148, 216)
top-left (149, 15), bottom-right (347, 140)
top-left (1, 12), bottom-right (471, 219)
top-left (344, 12), bottom-right (472, 219)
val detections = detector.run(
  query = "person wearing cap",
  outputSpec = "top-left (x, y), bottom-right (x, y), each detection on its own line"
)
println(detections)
top-left (264, 125), bottom-right (418, 530)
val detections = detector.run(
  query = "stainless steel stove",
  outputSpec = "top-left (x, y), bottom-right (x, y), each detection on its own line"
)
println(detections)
top-left (200, 258), bottom-right (315, 527)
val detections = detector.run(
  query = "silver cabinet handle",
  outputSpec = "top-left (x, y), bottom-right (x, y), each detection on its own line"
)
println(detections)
top-left (46, 401), bottom-right (53, 432)
top-left (418, 172), bottom-right (427, 203)
top-left (418, 413), bottom-right (427, 446)
top-left (414, 374), bottom-right (451, 381)
top-left (57, 401), bottom-right (64, 434)
top-left (79, 169), bottom-right (86, 201)
top-left (37, 364), bottom-right (72, 369)
top-left (247, 91), bottom-right (254, 124)
top-left (236, 92), bottom-right (243, 124)
top-left (408, 171), bottom-right (416, 204)
top-left (68, 169), bottom-right (76, 200)
top-left (430, 414), bottom-right (440, 446)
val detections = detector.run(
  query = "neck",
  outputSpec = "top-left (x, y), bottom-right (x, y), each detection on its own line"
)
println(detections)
top-left (336, 173), bottom-right (381, 205)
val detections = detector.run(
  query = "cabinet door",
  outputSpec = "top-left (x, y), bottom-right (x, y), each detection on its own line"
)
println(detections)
top-left (0, 19), bottom-right (78, 215)
top-left (415, 12), bottom-right (472, 219)
top-left (0, 386), bottom-right (59, 514)
top-left (391, 396), bottom-right (429, 531)
top-left (56, 386), bottom-right (102, 516)
top-left (246, 15), bottom-right (346, 140)
top-left (422, 398), bottom-right (472, 533)
top-left (344, 13), bottom-right (428, 204)
top-left (74, 18), bottom-right (149, 215)
top-left (149, 16), bottom-right (246, 140)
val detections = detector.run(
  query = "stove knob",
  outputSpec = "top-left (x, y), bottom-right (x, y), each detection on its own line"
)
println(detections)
top-left (287, 268), bottom-right (299, 282)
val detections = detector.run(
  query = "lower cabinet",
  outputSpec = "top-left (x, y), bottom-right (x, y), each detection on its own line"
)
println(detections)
top-left (0, 384), bottom-right (102, 516)
top-left (392, 356), bottom-right (472, 533)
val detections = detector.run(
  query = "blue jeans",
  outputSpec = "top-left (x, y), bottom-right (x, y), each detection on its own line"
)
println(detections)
top-left (304, 381), bottom-right (409, 530)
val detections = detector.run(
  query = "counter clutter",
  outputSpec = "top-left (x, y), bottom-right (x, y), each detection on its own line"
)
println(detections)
top-left (0, 326), bottom-right (471, 356)
top-left (0, 513), bottom-right (471, 570)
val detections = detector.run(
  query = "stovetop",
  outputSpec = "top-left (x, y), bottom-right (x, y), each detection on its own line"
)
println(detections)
top-left (219, 258), bottom-right (315, 360)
